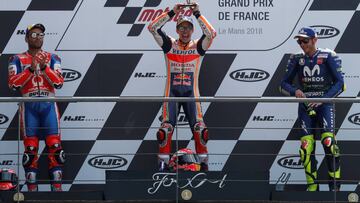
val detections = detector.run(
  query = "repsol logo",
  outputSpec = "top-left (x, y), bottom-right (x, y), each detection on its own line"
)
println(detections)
top-left (310, 25), bottom-right (340, 39)
top-left (62, 69), bottom-right (81, 82)
top-left (230, 69), bottom-right (270, 82)
top-left (277, 155), bottom-right (303, 169)
top-left (0, 114), bottom-right (9, 124)
top-left (88, 155), bottom-right (127, 169)
top-left (348, 113), bottom-right (360, 125)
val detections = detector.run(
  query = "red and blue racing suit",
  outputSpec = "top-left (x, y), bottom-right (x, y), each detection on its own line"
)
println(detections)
top-left (8, 51), bottom-right (65, 191)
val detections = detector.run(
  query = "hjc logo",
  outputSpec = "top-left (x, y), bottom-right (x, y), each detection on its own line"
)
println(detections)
top-left (230, 69), bottom-right (270, 82)
top-left (134, 72), bottom-right (156, 78)
top-left (277, 156), bottom-right (303, 169)
top-left (16, 30), bottom-right (57, 36)
top-left (348, 113), bottom-right (360, 125)
top-left (0, 114), bottom-right (9, 125)
top-left (62, 69), bottom-right (82, 82)
top-left (63, 116), bottom-right (85, 121)
top-left (88, 155), bottom-right (127, 169)
top-left (310, 25), bottom-right (340, 39)
top-left (253, 116), bottom-right (274, 121)
top-left (0, 160), bottom-right (13, 166)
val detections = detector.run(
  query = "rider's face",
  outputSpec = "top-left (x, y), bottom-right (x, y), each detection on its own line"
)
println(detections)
top-left (297, 37), bottom-right (317, 55)
top-left (176, 22), bottom-right (194, 43)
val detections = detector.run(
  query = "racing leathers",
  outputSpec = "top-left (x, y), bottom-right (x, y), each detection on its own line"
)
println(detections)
top-left (280, 48), bottom-right (345, 191)
top-left (8, 51), bottom-right (65, 191)
top-left (148, 10), bottom-right (216, 171)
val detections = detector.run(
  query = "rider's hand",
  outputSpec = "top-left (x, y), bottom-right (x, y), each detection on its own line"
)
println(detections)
top-left (295, 89), bottom-right (306, 98)
top-left (173, 4), bottom-right (183, 14)
top-left (190, 3), bottom-right (199, 13)
top-left (34, 51), bottom-right (49, 70)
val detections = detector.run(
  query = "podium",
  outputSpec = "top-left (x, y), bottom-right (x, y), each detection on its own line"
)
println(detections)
top-left (104, 170), bottom-right (270, 201)
top-left (0, 190), bottom-right (104, 202)
top-left (271, 191), bottom-right (359, 202)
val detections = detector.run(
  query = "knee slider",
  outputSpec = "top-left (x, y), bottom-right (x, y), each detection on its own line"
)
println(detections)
top-left (23, 146), bottom-right (38, 167)
top-left (299, 135), bottom-right (315, 166)
top-left (51, 143), bottom-right (66, 165)
top-left (321, 133), bottom-right (340, 157)
top-left (194, 122), bottom-right (208, 145)
top-left (157, 123), bottom-right (174, 147)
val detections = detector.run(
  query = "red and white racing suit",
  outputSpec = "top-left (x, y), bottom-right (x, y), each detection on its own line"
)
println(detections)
top-left (148, 10), bottom-right (216, 169)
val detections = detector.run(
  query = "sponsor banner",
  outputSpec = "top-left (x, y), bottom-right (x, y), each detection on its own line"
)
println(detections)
top-left (240, 103), bottom-right (297, 140)
top-left (216, 50), bottom-right (284, 96)
top-left (337, 104), bottom-right (360, 141)
top-left (3, 11), bottom-right (76, 53)
top-left (0, 103), bottom-right (19, 140)
top-left (269, 140), bottom-right (324, 185)
top-left (73, 140), bottom-right (142, 184)
top-left (56, 52), bottom-right (96, 97)
top-left (291, 11), bottom-right (354, 51)
top-left (121, 52), bottom-right (166, 96)
top-left (57, 0), bottom-right (309, 51)
top-left (61, 103), bottom-right (115, 140)
top-left (187, 140), bottom-right (237, 171)
top-left (337, 54), bottom-right (360, 97)
top-left (0, 0), bottom-right (31, 11)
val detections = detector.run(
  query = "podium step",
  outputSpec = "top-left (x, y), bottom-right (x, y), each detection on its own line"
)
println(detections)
top-left (271, 191), bottom-right (359, 202)
top-left (105, 170), bottom-right (270, 201)
top-left (0, 190), bottom-right (104, 202)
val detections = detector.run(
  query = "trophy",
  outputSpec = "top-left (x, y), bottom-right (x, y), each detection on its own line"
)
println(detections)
top-left (180, 0), bottom-right (196, 8)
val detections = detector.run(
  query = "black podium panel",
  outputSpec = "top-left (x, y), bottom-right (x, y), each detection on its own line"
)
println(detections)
top-left (272, 191), bottom-right (359, 202)
top-left (0, 191), bottom-right (104, 202)
top-left (105, 171), bottom-right (270, 201)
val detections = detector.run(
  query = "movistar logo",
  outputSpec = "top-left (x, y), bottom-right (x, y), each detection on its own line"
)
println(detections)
top-left (303, 65), bottom-right (320, 77)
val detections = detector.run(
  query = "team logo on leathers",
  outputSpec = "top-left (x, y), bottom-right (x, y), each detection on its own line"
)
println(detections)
top-left (88, 155), bottom-right (127, 169)
top-left (0, 114), bottom-right (9, 125)
top-left (310, 25), bottom-right (340, 39)
top-left (230, 69), bottom-right (270, 82)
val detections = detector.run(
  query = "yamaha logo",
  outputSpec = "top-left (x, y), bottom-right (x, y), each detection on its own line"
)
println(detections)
top-left (230, 69), bottom-right (270, 82)
top-left (310, 25), bottom-right (340, 39)
top-left (62, 69), bottom-right (82, 82)
top-left (277, 155), bottom-right (303, 169)
top-left (348, 113), bottom-right (360, 125)
top-left (0, 114), bottom-right (9, 125)
top-left (88, 155), bottom-right (127, 169)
